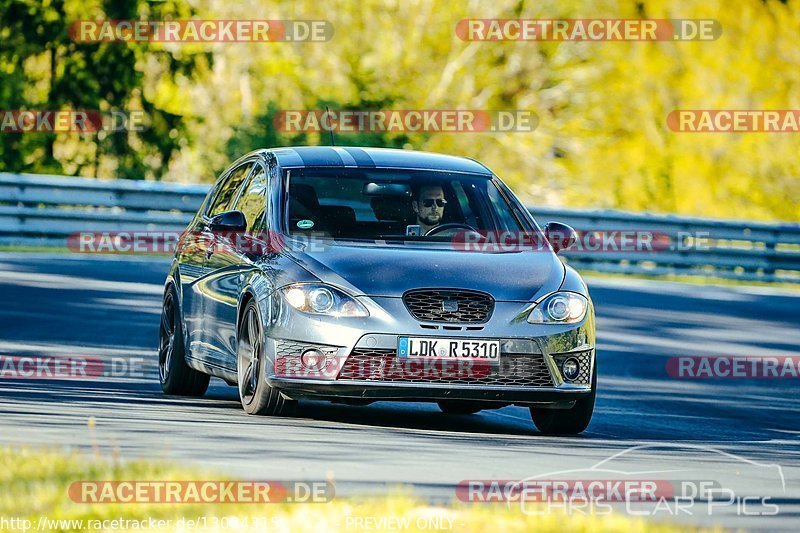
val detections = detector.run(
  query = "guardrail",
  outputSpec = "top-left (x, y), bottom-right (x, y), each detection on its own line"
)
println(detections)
top-left (532, 207), bottom-right (800, 283)
top-left (1, 172), bottom-right (799, 283)
top-left (0, 173), bottom-right (205, 248)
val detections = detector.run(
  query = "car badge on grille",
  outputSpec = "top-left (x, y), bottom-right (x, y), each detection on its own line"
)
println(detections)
top-left (442, 299), bottom-right (459, 313)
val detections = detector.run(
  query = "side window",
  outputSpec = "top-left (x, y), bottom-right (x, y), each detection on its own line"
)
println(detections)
top-left (486, 182), bottom-right (523, 230)
top-left (451, 181), bottom-right (480, 228)
top-left (234, 164), bottom-right (267, 233)
top-left (207, 163), bottom-right (253, 217)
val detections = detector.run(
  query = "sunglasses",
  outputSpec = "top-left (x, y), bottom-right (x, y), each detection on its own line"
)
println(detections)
top-left (421, 198), bottom-right (447, 208)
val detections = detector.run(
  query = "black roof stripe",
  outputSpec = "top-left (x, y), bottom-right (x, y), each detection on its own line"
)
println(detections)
top-left (272, 146), bottom-right (492, 174)
top-left (342, 147), bottom-right (376, 167)
top-left (292, 146), bottom-right (345, 167)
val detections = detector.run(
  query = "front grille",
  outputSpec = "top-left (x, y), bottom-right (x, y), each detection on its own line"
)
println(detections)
top-left (402, 289), bottom-right (494, 323)
top-left (552, 351), bottom-right (593, 385)
top-left (337, 349), bottom-right (553, 387)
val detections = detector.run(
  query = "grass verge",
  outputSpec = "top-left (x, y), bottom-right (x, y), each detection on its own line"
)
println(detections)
top-left (0, 246), bottom-right (172, 258)
top-left (0, 447), bottom-right (717, 532)
top-left (581, 269), bottom-right (800, 291)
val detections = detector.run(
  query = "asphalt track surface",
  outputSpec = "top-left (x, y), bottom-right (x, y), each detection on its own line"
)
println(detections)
top-left (0, 253), bottom-right (798, 531)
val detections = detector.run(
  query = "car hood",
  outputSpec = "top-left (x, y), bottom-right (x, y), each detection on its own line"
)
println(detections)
top-left (287, 241), bottom-right (565, 302)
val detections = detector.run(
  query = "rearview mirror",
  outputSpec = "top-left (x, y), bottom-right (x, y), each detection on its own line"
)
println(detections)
top-left (544, 222), bottom-right (577, 254)
top-left (209, 210), bottom-right (247, 233)
top-left (362, 182), bottom-right (410, 197)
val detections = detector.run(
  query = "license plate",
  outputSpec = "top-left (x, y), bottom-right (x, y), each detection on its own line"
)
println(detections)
top-left (397, 337), bottom-right (500, 363)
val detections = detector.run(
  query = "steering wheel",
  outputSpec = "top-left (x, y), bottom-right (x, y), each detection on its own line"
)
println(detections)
top-left (424, 222), bottom-right (480, 237)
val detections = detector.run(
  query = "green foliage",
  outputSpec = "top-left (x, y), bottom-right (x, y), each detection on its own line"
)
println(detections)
top-left (0, 0), bottom-right (209, 179)
top-left (1, 0), bottom-right (798, 221)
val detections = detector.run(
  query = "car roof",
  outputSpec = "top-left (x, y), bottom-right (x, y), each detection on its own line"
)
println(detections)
top-left (259, 146), bottom-right (493, 175)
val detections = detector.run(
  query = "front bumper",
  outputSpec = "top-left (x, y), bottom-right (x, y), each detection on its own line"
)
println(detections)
top-left (266, 338), bottom-right (594, 406)
top-left (264, 295), bottom-right (596, 406)
top-left (267, 376), bottom-right (591, 405)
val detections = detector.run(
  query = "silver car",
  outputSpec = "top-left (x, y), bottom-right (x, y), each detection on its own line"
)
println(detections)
top-left (159, 146), bottom-right (596, 434)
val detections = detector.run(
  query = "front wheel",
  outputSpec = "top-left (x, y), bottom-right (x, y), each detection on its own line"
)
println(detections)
top-left (159, 286), bottom-right (209, 396)
top-left (237, 300), bottom-right (294, 416)
top-left (530, 360), bottom-right (596, 435)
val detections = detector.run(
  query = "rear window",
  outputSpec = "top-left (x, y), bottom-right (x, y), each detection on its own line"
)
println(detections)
top-left (285, 168), bottom-right (524, 240)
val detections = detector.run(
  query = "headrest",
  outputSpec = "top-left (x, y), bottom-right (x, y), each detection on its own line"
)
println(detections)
top-left (370, 196), bottom-right (411, 222)
top-left (289, 183), bottom-right (320, 210)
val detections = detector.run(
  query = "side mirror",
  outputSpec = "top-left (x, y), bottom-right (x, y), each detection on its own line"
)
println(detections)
top-left (209, 210), bottom-right (247, 233)
top-left (544, 222), bottom-right (577, 254)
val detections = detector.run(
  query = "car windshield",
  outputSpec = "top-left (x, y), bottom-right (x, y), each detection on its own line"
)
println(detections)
top-left (285, 168), bottom-right (526, 241)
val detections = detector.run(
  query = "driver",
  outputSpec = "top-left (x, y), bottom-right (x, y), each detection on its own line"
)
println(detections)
top-left (411, 183), bottom-right (447, 235)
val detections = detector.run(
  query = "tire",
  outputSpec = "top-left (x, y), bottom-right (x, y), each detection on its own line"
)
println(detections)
top-left (437, 400), bottom-right (483, 415)
top-left (237, 299), bottom-right (294, 416)
top-left (159, 285), bottom-right (210, 396)
top-left (530, 359), bottom-right (597, 435)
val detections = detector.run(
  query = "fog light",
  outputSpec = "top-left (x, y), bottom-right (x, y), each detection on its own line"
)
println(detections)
top-left (562, 358), bottom-right (580, 381)
top-left (301, 349), bottom-right (325, 369)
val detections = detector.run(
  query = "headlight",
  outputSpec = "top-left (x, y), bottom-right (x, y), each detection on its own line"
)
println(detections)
top-left (527, 292), bottom-right (588, 324)
top-left (279, 283), bottom-right (369, 318)
top-left (308, 287), bottom-right (334, 313)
